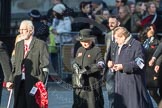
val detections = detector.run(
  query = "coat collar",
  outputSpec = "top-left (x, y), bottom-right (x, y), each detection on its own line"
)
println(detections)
top-left (20, 37), bottom-right (37, 59)
top-left (25, 37), bottom-right (36, 58)
top-left (118, 35), bottom-right (132, 48)
top-left (28, 37), bottom-right (36, 50)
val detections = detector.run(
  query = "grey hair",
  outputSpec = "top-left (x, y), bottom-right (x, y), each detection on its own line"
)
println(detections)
top-left (21, 20), bottom-right (34, 35)
top-left (119, 5), bottom-right (130, 15)
top-left (146, 1), bottom-right (157, 10)
top-left (113, 26), bottom-right (130, 38)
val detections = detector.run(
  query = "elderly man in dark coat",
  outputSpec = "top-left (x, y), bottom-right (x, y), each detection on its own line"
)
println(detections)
top-left (71, 29), bottom-right (104, 108)
top-left (6, 20), bottom-right (49, 108)
top-left (111, 27), bottom-right (153, 108)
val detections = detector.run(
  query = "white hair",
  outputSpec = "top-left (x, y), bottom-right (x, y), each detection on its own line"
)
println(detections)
top-left (20, 20), bottom-right (34, 35)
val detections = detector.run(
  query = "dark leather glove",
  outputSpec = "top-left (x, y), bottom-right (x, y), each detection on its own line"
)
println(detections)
top-left (79, 68), bottom-right (87, 74)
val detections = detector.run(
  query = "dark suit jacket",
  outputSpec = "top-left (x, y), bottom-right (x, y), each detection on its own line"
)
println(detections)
top-left (104, 31), bottom-right (117, 73)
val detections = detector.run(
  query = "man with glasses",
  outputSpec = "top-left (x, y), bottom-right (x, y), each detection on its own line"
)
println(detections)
top-left (111, 0), bottom-right (127, 16)
top-left (6, 20), bottom-right (49, 108)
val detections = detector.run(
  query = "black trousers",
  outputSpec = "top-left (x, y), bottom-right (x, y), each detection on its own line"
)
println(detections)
top-left (15, 80), bottom-right (27, 108)
top-left (14, 80), bottom-right (39, 108)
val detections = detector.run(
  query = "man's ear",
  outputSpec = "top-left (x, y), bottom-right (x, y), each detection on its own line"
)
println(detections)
top-left (29, 29), bottom-right (34, 35)
top-left (118, 22), bottom-right (120, 26)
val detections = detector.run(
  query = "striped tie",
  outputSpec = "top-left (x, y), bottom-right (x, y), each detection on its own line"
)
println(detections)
top-left (24, 44), bottom-right (29, 58)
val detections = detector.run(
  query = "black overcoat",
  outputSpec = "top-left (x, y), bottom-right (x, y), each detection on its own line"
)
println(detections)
top-left (143, 37), bottom-right (161, 88)
top-left (72, 44), bottom-right (104, 108)
top-left (114, 38), bottom-right (153, 108)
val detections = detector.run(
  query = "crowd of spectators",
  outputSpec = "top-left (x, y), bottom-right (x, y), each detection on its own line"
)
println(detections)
top-left (42, 0), bottom-right (162, 44)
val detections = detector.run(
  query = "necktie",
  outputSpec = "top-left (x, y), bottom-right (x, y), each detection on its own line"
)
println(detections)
top-left (22, 44), bottom-right (29, 80)
top-left (24, 44), bottom-right (29, 58)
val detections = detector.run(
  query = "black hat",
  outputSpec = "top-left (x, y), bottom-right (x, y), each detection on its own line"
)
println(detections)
top-left (76, 29), bottom-right (95, 41)
top-left (28, 9), bottom-right (41, 18)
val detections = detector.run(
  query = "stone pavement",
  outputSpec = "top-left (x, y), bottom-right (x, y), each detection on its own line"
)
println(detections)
top-left (0, 82), bottom-right (158, 108)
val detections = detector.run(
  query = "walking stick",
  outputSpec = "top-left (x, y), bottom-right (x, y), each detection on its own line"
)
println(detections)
top-left (7, 89), bottom-right (13, 108)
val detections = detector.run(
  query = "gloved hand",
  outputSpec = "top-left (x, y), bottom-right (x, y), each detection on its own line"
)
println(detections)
top-left (72, 63), bottom-right (80, 74)
top-left (79, 68), bottom-right (87, 74)
top-left (79, 65), bottom-right (92, 74)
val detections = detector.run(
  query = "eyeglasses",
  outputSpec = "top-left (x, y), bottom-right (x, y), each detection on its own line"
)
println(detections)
top-left (18, 29), bottom-right (28, 32)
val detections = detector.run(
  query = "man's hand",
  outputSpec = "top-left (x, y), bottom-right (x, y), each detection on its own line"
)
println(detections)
top-left (6, 82), bottom-right (14, 91)
top-left (107, 61), bottom-right (114, 68)
top-left (113, 64), bottom-right (123, 71)
top-left (149, 57), bottom-right (156, 66)
top-left (154, 65), bottom-right (160, 73)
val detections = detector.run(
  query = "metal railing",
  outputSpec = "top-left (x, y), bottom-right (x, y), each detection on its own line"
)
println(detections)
top-left (57, 32), bottom-right (79, 79)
